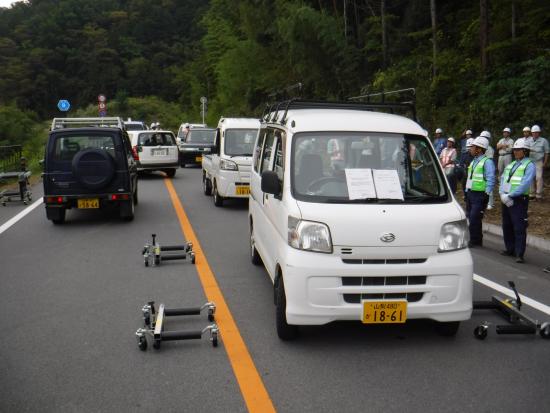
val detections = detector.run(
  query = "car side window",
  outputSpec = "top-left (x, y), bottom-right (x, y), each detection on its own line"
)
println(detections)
top-left (254, 129), bottom-right (267, 173)
top-left (260, 129), bottom-right (275, 174)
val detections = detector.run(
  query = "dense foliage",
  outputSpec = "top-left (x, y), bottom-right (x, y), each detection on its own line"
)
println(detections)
top-left (0, 0), bottom-right (549, 151)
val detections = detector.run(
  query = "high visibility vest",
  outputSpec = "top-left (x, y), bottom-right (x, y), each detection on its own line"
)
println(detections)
top-left (467, 156), bottom-right (488, 191)
top-left (503, 159), bottom-right (532, 195)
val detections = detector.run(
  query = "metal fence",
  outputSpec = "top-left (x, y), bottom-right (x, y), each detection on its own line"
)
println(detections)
top-left (0, 145), bottom-right (23, 173)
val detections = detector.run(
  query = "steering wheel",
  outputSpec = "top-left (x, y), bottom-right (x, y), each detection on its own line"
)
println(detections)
top-left (306, 176), bottom-right (344, 194)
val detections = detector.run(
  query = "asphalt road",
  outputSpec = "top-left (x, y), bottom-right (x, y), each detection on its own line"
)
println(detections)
top-left (1, 168), bottom-right (549, 413)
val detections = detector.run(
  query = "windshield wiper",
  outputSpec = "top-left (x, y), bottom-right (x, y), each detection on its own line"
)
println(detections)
top-left (325, 197), bottom-right (379, 203)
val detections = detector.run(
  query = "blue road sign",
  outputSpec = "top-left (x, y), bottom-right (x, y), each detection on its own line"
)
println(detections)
top-left (57, 99), bottom-right (71, 112)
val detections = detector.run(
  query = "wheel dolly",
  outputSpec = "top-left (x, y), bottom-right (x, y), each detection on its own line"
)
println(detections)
top-left (135, 301), bottom-right (219, 351)
top-left (473, 281), bottom-right (550, 340)
top-left (142, 234), bottom-right (195, 266)
top-left (0, 157), bottom-right (32, 206)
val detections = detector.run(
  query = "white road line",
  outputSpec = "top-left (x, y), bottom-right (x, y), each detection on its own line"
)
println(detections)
top-left (0, 198), bottom-right (43, 235)
top-left (474, 273), bottom-right (550, 316)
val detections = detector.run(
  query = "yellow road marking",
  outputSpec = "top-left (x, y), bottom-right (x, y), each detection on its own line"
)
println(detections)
top-left (164, 179), bottom-right (276, 413)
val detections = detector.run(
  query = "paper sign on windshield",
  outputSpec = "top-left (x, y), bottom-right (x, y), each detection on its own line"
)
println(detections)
top-left (372, 169), bottom-right (404, 200)
top-left (345, 168), bottom-right (377, 200)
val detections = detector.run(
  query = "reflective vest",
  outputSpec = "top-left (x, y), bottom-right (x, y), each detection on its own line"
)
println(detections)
top-left (502, 159), bottom-right (532, 195)
top-left (467, 156), bottom-right (488, 191)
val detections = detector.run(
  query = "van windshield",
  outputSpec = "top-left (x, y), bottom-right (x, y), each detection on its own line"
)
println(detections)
top-left (224, 128), bottom-right (257, 156)
top-left (292, 132), bottom-right (449, 204)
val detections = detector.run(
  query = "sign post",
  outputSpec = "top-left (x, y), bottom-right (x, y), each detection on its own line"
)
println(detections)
top-left (98, 94), bottom-right (107, 117)
top-left (200, 96), bottom-right (207, 125)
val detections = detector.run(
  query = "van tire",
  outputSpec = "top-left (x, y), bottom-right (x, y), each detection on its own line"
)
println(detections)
top-left (435, 321), bottom-right (460, 337)
top-left (275, 276), bottom-right (298, 340)
top-left (249, 223), bottom-right (262, 266)
top-left (120, 198), bottom-right (135, 221)
top-left (213, 182), bottom-right (224, 207)
top-left (203, 175), bottom-right (212, 196)
top-left (47, 207), bottom-right (65, 224)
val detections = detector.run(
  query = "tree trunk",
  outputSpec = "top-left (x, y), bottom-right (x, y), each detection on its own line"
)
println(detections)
top-left (480, 0), bottom-right (489, 74)
top-left (511, 0), bottom-right (516, 41)
top-left (430, 0), bottom-right (437, 78)
top-left (344, 0), bottom-right (347, 39)
top-left (381, 0), bottom-right (387, 69)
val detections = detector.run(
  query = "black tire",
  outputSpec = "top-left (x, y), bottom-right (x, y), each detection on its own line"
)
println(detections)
top-left (213, 182), bottom-right (224, 207)
top-left (191, 254), bottom-right (196, 264)
top-left (119, 198), bottom-right (135, 221)
top-left (133, 184), bottom-right (138, 205)
top-left (165, 169), bottom-right (176, 178)
top-left (212, 336), bottom-right (218, 347)
top-left (154, 256), bottom-right (160, 266)
top-left (144, 260), bottom-right (149, 267)
top-left (436, 321), bottom-right (460, 337)
top-left (46, 207), bottom-right (66, 224)
top-left (138, 337), bottom-right (147, 351)
top-left (72, 149), bottom-right (115, 190)
top-left (203, 175), bottom-right (212, 196)
top-left (153, 339), bottom-right (161, 350)
top-left (275, 276), bottom-right (298, 340)
top-left (250, 223), bottom-right (262, 266)
top-left (474, 325), bottom-right (488, 340)
top-left (540, 323), bottom-right (550, 339)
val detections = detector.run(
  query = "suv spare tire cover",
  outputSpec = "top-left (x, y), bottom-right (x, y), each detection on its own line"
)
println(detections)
top-left (72, 148), bottom-right (115, 190)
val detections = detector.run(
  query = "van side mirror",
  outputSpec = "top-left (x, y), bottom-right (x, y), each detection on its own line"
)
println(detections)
top-left (261, 170), bottom-right (281, 198)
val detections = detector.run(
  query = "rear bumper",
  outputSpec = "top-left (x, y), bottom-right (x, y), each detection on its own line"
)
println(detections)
top-left (43, 193), bottom-right (132, 209)
top-left (137, 161), bottom-right (179, 171)
top-left (180, 152), bottom-right (205, 165)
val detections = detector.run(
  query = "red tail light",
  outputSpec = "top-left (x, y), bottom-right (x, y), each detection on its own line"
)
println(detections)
top-left (132, 146), bottom-right (140, 161)
top-left (110, 194), bottom-right (130, 201)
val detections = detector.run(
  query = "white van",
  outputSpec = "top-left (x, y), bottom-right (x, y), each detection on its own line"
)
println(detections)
top-left (202, 117), bottom-right (260, 206)
top-left (249, 101), bottom-right (473, 340)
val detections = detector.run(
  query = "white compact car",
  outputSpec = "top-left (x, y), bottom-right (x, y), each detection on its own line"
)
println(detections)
top-left (202, 117), bottom-right (260, 206)
top-left (128, 130), bottom-right (179, 177)
top-left (249, 100), bottom-right (473, 340)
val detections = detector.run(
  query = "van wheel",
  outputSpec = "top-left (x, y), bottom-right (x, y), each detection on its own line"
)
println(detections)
top-left (165, 169), bottom-right (176, 178)
top-left (120, 198), bottom-right (135, 221)
top-left (213, 183), bottom-right (224, 207)
top-left (435, 321), bottom-right (460, 337)
top-left (275, 276), bottom-right (298, 340)
top-left (47, 207), bottom-right (66, 224)
top-left (250, 224), bottom-right (262, 266)
top-left (203, 175), bottom-right (212, 196)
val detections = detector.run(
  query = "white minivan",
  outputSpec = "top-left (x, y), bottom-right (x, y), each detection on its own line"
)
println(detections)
top-left (202, 117), bottom-right (260, 206)
top-left (249, 101), bottom-right (473, 340)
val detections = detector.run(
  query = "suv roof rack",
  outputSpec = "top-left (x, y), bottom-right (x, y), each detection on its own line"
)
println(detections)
top-left (50, 117), bottom-right (125, 131)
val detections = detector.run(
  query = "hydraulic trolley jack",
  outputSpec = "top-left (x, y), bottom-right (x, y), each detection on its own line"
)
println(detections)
top-left (135, 301), bottom-right (219, 351)
top-left (142, 234), bottom-right (195, 266)
top-left (473, 281), bottom-right (550, 340)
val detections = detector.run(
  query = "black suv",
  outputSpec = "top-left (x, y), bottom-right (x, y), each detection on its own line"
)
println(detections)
top-left (43, 117), bottom-right (138, 224)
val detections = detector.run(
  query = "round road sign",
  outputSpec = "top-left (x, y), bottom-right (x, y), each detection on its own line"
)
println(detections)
top-left (57, 99), bottom-right (71, 112)
top-left (200, 96), bottom-right (207, 104)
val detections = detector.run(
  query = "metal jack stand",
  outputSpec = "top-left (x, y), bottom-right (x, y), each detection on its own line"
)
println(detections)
top-left (135, 301), bottom-right (218, 351)
top-left (142, 234), bottom-right (195, 266)
top-left (473, 281), bottom-right (550, 340)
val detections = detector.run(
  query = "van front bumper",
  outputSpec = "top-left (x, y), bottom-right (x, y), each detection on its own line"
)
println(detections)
top-left (281, 246), bottom-right (473, 325)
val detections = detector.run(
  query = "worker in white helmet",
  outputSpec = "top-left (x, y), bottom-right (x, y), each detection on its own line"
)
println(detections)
top-left (465, 136), bottom-right (496, 247)
top-left (478, 131), bottom-right (495, 209)
top-left (527, 125), bottom-right (549, 200)
top-left (433, 128), bottom-right (447, 156)
top-left (522, 126), bottom-right (531, 140)
top-left (440, 137), bottom-right (458, 193)
top-left (496, 127), bottom-right (514, 177)
top-left (499, 138), bottom-right (536, 263)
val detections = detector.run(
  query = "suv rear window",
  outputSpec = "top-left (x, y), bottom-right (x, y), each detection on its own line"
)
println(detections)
top-left (185, 129), bottom-right (216, 144)
top-left (53, 134), bottom-right (116, 161)
top-left (138, 132), bottom-right (176, 146)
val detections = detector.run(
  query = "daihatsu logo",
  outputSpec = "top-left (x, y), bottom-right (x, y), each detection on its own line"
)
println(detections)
top-left (380, 233), bottom-right (396, 243)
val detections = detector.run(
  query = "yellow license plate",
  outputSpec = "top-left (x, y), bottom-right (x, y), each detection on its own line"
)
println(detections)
top-left (362, 300), bottom-right (407, 324)
top-left (235, 186), bottom-right (250, 195)
top-left (77, 198), bottom-right (99, 209)
top-left (195, 156), bottom-right (202, 162)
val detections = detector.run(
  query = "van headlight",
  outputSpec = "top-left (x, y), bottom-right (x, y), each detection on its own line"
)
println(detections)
top-left (288, 216), bottom-right (333, 253)
top-left (220, 159), bottom-right (238, 171)
top-left (438, 220), bottom-right (469, 252)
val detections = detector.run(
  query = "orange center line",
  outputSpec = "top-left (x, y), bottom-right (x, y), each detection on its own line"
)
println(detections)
top-left (164, 178), bottom-right (276, 413)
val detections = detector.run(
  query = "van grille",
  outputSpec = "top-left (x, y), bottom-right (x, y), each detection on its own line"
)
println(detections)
top-left (341, 276), bottom-right (426, 304)
top-left (342, 258), bottom-right (427, 264)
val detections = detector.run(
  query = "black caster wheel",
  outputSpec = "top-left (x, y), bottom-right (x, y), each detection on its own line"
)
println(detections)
top-left (208, 313), bottom-right (215, 322)
top-left (540, 323), bottom-right (550, 339)
top-left (191, 254), bottom-right (196, 265)
top-left (212, 336), bottom-right (218, 347)
top-left (138, 336), bottom-right (147, 351)
top-left (474, 325), bottom-right (488, 340)
top-left (153, 339), bottom-right (161, 350)
top-left (144, 260), bottom-right (149, 267)
top-left (144, 315), bottom-right (151, 327)
top-left (154, 256), bottom-right (160, 266)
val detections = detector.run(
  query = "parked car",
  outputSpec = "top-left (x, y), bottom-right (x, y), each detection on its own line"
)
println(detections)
top-left (248, 100), bottom-right (473, 340)
top-left (43, 117), bottom-right (138, 223)
top-left (176, 122), bottom-right (207, 144)
top-left (179, 127), bottom-right (216, 167)
top-left (124, 119), bottom-right (148, 131)
top-left (202, 117), bottom-right (260, 206)
top-left (128, 130), bottom-right (179, 177)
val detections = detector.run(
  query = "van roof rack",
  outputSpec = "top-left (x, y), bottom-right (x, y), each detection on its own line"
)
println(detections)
top-left (50, 117), bottom-right (125, 131)
top-left (262, 88), bottom-right (417, 125)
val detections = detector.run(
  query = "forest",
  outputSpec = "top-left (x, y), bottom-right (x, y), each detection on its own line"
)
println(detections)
top-left (0, 0), bottom-right (549, 155)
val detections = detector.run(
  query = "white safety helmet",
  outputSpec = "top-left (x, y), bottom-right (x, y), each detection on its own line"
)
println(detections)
top-left (472, 136), bottom-right (489, 149)
top-left (465, 130), bottom-right (473, 135)
top-left (503, 127), bottom-right (511, 133)
top-left (466, 138), bottom-right (475, 147)
top-left (184, 123), bottom-right (190, 128)
top-left (447, 137), bottom-right (456, 143)
top-left (513, 138), bottom-right (531, 150)
top-left (531, 125), bottom-right (541, 133)
top-left (522, 126), bottom-right (531, 132)
top-left (480, 130), bottom-right (491, 139)
top-left (435, 128), bottom-right (443, 134)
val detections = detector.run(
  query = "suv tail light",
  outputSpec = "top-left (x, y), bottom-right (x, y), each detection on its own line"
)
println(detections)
top-left (132, 146), bottom-right (140, 161)
top-left (46, 196), bottom-right (66, 204)
top-left (110, 194), bottom-right (130, 201)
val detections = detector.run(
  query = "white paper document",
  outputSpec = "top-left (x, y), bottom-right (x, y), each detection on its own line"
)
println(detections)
top-left (345, 168), bottom-right (377, 200)
top-left (372, 169), bottom-right (404, 200)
